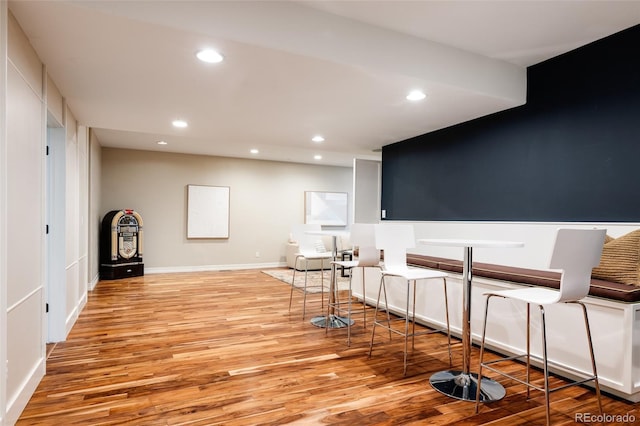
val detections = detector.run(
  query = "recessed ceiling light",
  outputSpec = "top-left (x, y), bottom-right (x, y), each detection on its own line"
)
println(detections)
top-left (314, 155), bottom-right (322, 160)
top-left (406, 90), bottom-right (426, 101)
top-left (250, 149), bottom-right (259, 154)
top-left (157, 140), bottom-right (168, 145)
top-left (312, 135), bottom-right (325, 143)
top-left (196, 49), bottom-right (224, 63)
top-left (172, 119), bottom-right (188, 128)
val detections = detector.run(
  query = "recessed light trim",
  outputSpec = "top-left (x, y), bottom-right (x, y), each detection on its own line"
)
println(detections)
top-left (250, 149), bottom-right (259, 154)
top-left (196, 49), bottom-right (224, 63)
top-left (172, 119), bottom-right (188, 128)
top-left (312, 135), bottom-right (325, 143)
top-left (314, 155), bottom-right (322, 160)
top-left (157, 140), bottom-right (168, 145)
top-left (406, 90), bottom-right (426, 101)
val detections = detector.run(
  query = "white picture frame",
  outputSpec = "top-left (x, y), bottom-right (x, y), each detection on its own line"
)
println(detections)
top-left (304, 191), bottom-right (348, 226)
top-left (187, 185), bottom-right (230, 238)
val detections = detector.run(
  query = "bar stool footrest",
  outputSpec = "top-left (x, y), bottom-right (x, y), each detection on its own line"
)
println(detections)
top-left (481, 353), bottom-right (599, 395)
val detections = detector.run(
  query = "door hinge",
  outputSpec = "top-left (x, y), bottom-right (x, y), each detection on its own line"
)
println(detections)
top-left (46, 224), bottom-right (49, 234)
top-left (46, 145), bottom-right (49, 155)
top-left (46, 303), bottom-right (49, 313)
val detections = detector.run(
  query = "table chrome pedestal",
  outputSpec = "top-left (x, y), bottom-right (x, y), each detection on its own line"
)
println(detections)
top-left (430, 370), bottom-right (505, 402)
top-left (310, 314), bottom-right (354, 329)
top-left (307, 230), bottom-right (353, 329)
top-left (419, 238), bottom-right (524, 402)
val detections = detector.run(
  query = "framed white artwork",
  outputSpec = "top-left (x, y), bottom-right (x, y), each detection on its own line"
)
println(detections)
top-left (304, 191), bottom-right (348, 226)
top-left (187, 185), bottom-right (230, 238)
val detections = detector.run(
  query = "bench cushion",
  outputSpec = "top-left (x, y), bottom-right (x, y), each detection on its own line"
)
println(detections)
top-left (406, 254), bottom-right (640, 303)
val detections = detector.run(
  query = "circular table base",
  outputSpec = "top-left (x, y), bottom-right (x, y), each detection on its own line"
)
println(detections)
top-left (429, 370), bottom-right (506, 402)
top-left (310, 315), bottom-right (354, 329)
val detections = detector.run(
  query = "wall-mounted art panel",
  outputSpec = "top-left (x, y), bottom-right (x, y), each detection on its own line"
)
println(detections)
top-left (305, 191), bottom-right (347, 226)
top-left (187, 185), bottom-right (230, 238)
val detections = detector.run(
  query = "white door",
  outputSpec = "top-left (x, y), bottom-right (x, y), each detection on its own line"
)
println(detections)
top-left (46, 125), bottom-right (66, 342)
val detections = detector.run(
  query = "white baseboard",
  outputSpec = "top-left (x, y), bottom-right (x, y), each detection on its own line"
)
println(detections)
top-left (6, 356), bottom-right (45, 425)
top-left (145, 261), bottom-right (287, 274)
top-left (88, 273), bottom-right (99, 291)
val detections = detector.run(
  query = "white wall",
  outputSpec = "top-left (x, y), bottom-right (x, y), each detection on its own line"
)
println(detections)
top-left (78, 125), bottom-right (89, 304)
top-left (353, 159), bottom-right (381, 224)
top-left (409, 221), bottom-right (640, 270)
top-left (0, 3), bottom-right (8, 424)
top-left (101, 148), bottom-right (353, 272)
top-left (63, 111), bottom-right (88, 337)
top-left (5, 10), bottom-right (46, 423)
top-left (88, 131), bottom-right (101, 290)
top-left (2, 10), bottom-right (91, 423)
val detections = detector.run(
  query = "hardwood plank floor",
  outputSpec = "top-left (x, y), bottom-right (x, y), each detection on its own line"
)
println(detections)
top-left (18, 269), bottom-right (638, 425)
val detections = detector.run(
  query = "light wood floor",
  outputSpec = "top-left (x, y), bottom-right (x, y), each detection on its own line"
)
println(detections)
top-left (18, 269), bottom-right (638, 425)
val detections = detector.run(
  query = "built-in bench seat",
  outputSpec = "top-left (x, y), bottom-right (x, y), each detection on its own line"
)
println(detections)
top-left (352, 251), bottom-right (640, 401)
top-left (406, 254), bottom-right (640, 303)
top-left (348, 228), bottom-right (640, 402)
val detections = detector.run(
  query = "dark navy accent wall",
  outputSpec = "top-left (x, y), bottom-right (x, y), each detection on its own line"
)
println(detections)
top-left (382, 24), bottom-right (640, 222)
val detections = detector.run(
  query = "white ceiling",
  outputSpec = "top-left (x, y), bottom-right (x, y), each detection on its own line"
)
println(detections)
top-left (9, 1), bottom-right (640, 167)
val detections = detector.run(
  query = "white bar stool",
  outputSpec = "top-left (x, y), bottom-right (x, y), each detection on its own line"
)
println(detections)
top-left (328, 223), bottom-right (381, 346)
top-left (288, 224), bottom-right (332, 319)
top-left (475, 228), bottom-right (606, 425)
top-left (368, 223), bottom-right (452, 376)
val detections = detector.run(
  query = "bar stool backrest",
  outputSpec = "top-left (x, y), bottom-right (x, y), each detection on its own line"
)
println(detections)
top-left (350, 223), bottom-right (380, 267)
top-left (549, 228), bottom-right (606, 302)
top-left (375, 223), bottom-right (414, 272)
top-left (291, 223), bottom-right (324, 257)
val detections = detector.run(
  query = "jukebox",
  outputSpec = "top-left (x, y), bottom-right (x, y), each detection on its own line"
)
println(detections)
top-left (100, 209), bottom-right (144, 280)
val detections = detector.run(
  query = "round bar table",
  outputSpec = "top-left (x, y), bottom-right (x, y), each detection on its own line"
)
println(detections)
top-left (306, 230), bottom-right (353, 329)
top-left (418, 238), bottom-right (524, 402)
